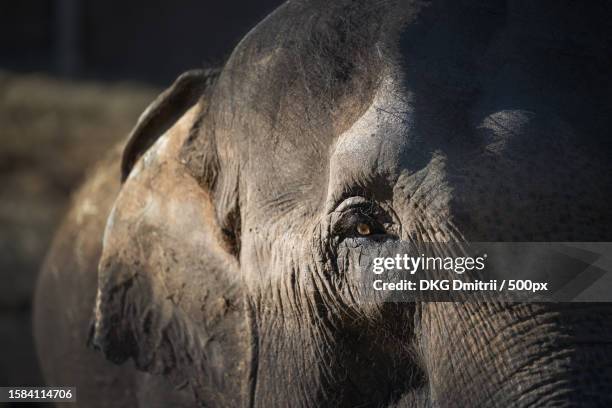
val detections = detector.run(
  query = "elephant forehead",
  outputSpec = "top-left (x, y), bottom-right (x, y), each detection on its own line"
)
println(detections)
top-left (328, 76), bottom-right (415, 192)
top-left (238, 75), bottom-right (419, 222)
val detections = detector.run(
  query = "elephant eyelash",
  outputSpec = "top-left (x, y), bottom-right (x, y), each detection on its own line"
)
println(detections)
top-left (332, 207), bottom-right (387, 239)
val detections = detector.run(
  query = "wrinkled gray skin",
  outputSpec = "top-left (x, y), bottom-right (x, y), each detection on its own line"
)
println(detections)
top-left (34, 1), bottom-right (612, 407)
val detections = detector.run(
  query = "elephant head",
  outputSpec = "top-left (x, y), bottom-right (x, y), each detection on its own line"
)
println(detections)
top-left (91, 1), bottom-right (612, 406)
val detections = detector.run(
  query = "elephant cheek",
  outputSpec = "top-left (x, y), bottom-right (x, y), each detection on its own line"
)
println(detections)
top-left (333, 240), bottom-right (409, 315)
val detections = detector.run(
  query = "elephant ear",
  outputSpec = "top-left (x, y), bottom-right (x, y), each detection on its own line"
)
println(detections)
top-left (91, 68), bottom-right (247, 405)
top-left (121, 68), bottom-right (220, 181)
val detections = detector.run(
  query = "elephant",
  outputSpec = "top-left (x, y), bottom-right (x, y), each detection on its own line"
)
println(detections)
top-left (34, 0), bottom-right (612, 407)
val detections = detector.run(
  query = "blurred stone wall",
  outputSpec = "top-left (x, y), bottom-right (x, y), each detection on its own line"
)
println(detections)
top-left (0, 70), bottom-right (158, 389)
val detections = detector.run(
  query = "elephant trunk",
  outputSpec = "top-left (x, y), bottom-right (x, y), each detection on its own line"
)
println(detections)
top-left (418, 302), bottom-right (612, 407)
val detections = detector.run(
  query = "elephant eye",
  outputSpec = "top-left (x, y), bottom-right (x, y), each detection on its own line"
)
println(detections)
top-left (332, 204), bottom-right (388, 239)
top-left (356, 223), bottom-right (371, 236)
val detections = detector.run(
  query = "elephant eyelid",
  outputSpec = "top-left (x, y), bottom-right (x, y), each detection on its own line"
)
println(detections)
top-left (332, 206), bottom-right (388, 239)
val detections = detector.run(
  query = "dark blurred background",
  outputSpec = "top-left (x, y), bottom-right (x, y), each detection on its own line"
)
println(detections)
top-left (0, 0), bottom-right (283, 403)
top-left (1, 0), bottom-right (284, 83)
